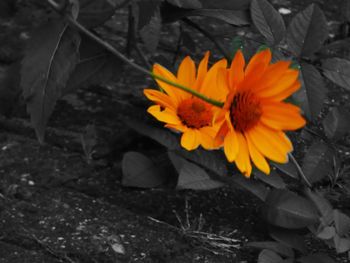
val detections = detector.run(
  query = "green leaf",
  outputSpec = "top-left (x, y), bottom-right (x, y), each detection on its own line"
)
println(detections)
top-left (21, 20), bottom-right (80, 143)
top-left (322, 107), bottom-right (350, 139)
top-left (247, 241), bottom-right (294, 258)
top-left (294, 63), bottom-right (326, 121)
top-left (254, 169), bottom-right (286, 189)
top-left (305, 189), bottom-right (333, 226)
top-left (333, 234), bottom-right (350, 253)
top-left (302, 142), bottom-right (334, 184)
top-left (263, 189), bottom-right (319, 229)
top-left (250, 0), bottom-right (286, 45)
top-left (166, 0), bottom-right (202, 9)
top-left (78, 0), bottom-right (117, 28)
top-left (168, 152), bottom-right (224, 190)
top-left (298, 253), bottom-right (336, 263)
top-left (258, 249), bottom-right (283, 263)
top-left (122, 151), bottom-right (167, 188)
top-left (322, 58), bottom-right (350, 91)
top-left (269, 227), bottom-right (308, 254)
top-left (286, 4), bottom-right (328, 57)
top-left (229, 36), bottom-right (244, 59)
top-left (334, 209), bottom-right (350, 237)
top-left (126, 120), bottom-right (180, 150)
top-left (341, 0), bottom-right (350, 22)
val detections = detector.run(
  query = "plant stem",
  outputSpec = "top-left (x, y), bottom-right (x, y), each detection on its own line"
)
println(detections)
top-left (288, 153), bottom-right (312, 188)
top-left (47, 0), bottom-right (224, 108)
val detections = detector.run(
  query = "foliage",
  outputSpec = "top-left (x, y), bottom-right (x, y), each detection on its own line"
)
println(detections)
top-left (1, 0), bottom-right (350, 261)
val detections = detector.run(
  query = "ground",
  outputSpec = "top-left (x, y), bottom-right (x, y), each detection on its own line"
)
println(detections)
top-left (0, 0), bottom-right (349, 262)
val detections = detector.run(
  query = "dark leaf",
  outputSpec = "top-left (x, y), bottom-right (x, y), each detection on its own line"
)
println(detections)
top-left (78, 0), bottom-right (117, 28)
top-left (322, 58), bottom-right (350, 90)
top-left (65, 36), bottom-right (122, 94)
top-left (263, 189), bottom-right (319, 229)
top-left (21, 20), bottom-right (80, 143)
top-left (269, 227), bottom-right (308, 254)
top-left (286, 4), bottom-right (328, 57)
top-left (122, 151), bottom-right (166, 188)
top-left (140, 7), bottom-right (162, 53)
top-left (229, 36), bottom-right (244, 59)
top-left (254, 169), bottom-right (286, 189)
top-left (298, 253), bottom-right (336, 263)
top-left (126, 120), bottom-right (180, 150)
top-left (247, 241), bottom-right (294, 258)
top-left (341, 0), bottom-right (350, 22)
top-left (176, 148), bottom-right (227, 176)
top-left (0, 63), bottom-right (21, 116)
top-left (334, 209), bottom-right (350, 237)
top-left (186, 9), bottom-right (250, 26)
top-left (316, 226), bottom-right (336, 240)
top-left (199, 0), bottom-right (251, 10)
top-left (168, 152), bottom-right (224, 190)
top-left (322, 107), bottom-right (350, 139)
top-left (333, 234), bottom-right (350, 253)
top-left (258, 249), bottom-right (283, 263)
top-left (273, 161), bottom-right (298, 179)
top-left (0, 0), bottom-right (14, 18)
top-left (306, 189), bottom-right (333, 226)
top-left (136, 0), bottom-right (162, 53)
top-left (302, 142), bottom-right (334, 184)
top-left (250, 0), bottom-right (286, 45)
top-left (166, 0), bottom-right (202, 9)
top-left (294, 63), bottom-right (326, 121)
top-left (228, 175), bottom-right (270, 201)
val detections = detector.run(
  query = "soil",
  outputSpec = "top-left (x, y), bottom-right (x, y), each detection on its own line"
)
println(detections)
top-left (0, 0), bottom-right (349, 262)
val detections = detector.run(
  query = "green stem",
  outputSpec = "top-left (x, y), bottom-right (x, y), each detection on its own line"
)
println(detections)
top-left (47, 0), bottom-right (224, 108)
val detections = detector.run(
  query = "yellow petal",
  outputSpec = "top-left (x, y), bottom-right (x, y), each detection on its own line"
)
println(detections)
top-left (144, 89), bottom-right (176, 111)
top-left (256, 69), bottom-right (299, 99)
top-left (224, 130), bottom-right (239, 162)
top-left (181, 129), bottom-right (200, 150)
top-left (153, 64), bottom-right (182, 105)
top-left (200, 58), bottom-right (228, 101)
top-left (228, 50), bottom-right (245, 89)
top-left (199, 126), bottom-right (217, 150)
top-left (194, 51), bottom-right (210, 90)
top-left (245, 49), bottom-right (271, 77)
top-left (255, 61), bottom-right (291, 92)
top-left (246, 124), bottom-right (289, 163)
top-left (147, 105), bottom-right (181, 125)
top-left (261, 102), bottom-right (306, 130)
top-left (177, 56), bottom-right (196, 98)
top-left (267, 80), bottom-right (301, 101)
top-left (245, 134), bottom-right (270, 174)
top-left (235, 132), bottom-right (252, 177)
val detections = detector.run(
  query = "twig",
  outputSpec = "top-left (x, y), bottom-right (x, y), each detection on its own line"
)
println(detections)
top-left (182, 18), bottom-right (231, 61)
top-left (288, 152), bottom-right (312, 188)
top-left (46, 0), bottom-right (224, 108)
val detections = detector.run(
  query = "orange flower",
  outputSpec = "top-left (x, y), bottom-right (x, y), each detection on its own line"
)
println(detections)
top-left (215, 49), bottom-right (306, 177)
top-left (144, 52), bottom-right (227, 151)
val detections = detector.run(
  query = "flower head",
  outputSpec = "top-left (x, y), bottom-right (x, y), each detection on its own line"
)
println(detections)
top-left (215, 49), bottom-right (306, 177)
top-left (144, 52), bottom-right (227, 151)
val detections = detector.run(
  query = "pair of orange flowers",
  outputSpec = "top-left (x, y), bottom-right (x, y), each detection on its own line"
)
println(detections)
top-left (144, 49), bottom-right (306, 177)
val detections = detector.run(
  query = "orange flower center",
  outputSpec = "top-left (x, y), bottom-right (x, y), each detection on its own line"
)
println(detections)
top-left (177, 98), bottom-right (213, 129)
top-left (230, 92), bottom-right (262, 132)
